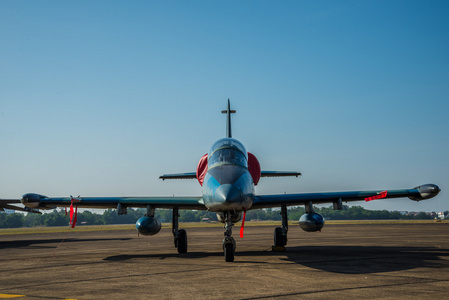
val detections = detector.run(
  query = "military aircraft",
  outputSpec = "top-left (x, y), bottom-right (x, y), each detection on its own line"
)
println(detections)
top-left (20, 100), bottom-right (440, 262)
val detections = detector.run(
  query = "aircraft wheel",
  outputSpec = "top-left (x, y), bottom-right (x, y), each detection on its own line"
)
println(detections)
top-left (177, 229), bottom-right (187, 254)
top-left (274, 227), bottom-right (285, 247)
top-left (224, 243), bottom-right (234, 262)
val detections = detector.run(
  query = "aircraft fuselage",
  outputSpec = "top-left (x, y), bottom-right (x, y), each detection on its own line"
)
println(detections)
top-left (203, 138), bottom-right (255, 212)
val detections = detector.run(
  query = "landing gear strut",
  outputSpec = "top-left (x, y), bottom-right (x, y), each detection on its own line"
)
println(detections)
top-left (273, 205), bottom-right (288, 252)
top-left (172, 207), bottom-right (187, 254)
top-left (222, 212), bottom-right (236, 262)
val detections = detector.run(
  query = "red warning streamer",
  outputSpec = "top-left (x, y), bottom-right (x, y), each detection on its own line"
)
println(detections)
top-left (69, 197), bottom-right (78, 228)
top-left (365, 190), bottom-right (388, 202)
top-left (69, 201), bottom-right (74, 224)
top-left (239, 210), bottom-right (247, 238)
top-left (71, 206), bottom-right (78, 228)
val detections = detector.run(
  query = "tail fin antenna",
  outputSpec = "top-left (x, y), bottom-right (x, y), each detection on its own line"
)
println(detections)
top-left (221, 99), bottom-right (236, 138)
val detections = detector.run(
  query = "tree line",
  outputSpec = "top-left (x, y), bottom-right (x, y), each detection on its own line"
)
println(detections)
top-left (0, 205), bottom-right (441, 229)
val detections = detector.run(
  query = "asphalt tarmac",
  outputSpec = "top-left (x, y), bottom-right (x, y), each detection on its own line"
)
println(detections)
top-left (1, 223), bottom-right (448, 299)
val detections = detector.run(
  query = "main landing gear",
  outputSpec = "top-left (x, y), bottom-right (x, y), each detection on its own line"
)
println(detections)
top-left (223, 212), bottom-right (236, 262)
top-left (273, 205), bottom-right (288, 252)
top-left (172, 207), bottom-right (187, 254)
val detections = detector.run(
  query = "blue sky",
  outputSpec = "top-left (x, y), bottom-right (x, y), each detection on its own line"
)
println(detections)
top-left (1, 1), bottom-right (448, 212)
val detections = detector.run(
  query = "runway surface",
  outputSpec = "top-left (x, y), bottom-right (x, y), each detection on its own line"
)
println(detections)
top-left (1, 223), bottom-right (448, 299)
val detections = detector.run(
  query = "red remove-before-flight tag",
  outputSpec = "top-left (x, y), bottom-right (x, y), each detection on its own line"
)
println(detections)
top-left (71, 206), bottom-right (78, 228)
top-left (365, 190), bottom-right (388, 202)
top-left (69, 201), bottom-right (74, 224)
top-left (239, 210), bottom-right (246, 238)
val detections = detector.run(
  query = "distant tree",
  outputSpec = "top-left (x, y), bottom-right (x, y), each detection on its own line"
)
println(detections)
top-left (44, 211), bottom-right (67, 226)
top-left (0, 213), bottom-right (6, 228)
top-left (156, 209), bottom-right (173, 222)
top-left (102, 208), bottom-right (139, 224)
top-left (288, 206), bottom-right (305, 221)
top-left (414, 212), bottom-right (432, 220)
top-left (23, 212), bottom-right (45, 227)
top-left (180, 210), bottom-right (197, 222)
top-left (4, 213), bottom-right (24, 228)
top-left (77, 211), bottom-right (103, 225)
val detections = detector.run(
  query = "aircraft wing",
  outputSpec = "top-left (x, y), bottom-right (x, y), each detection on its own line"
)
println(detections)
top-left (21, 194), bottom-right (206, 211)
top-left (0, 199), bottom-right (42, 214)
top-left (251, 184), bottom-right (440, 209)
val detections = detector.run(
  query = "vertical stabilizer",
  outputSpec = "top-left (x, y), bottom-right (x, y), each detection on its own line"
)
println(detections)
top-left (221, 99), bottom-right (236, 138)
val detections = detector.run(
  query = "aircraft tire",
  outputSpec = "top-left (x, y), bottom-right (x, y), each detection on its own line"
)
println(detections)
top-left (177, 229), bottom-right (187, 254)
top-left (274, 227), bottom-right (285, 247)
top-left (224, 243), bottom-right (234, 262)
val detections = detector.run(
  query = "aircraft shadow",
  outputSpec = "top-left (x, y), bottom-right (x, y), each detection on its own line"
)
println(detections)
top-left (104, 245), bottom-right (449, 274)
top-left (104, 251), bottom-right (223, 261)
top-left (277, 245), bottom-right (449, 274)
top-left (0, 238), bottom-right (133, 249)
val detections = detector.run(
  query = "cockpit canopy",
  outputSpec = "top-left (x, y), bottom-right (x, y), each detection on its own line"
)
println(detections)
top-left (208, 138), bottom-right (248, 168)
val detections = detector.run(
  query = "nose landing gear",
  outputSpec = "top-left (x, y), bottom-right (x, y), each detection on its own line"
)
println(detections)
top-left (223, 211), bottom-right (236, 262)
top-left (170, 208), bottom-right (239, 262)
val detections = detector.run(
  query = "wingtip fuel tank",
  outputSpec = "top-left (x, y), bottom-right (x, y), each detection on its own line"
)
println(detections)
top-left (408, 184), bottom-right (441, 201)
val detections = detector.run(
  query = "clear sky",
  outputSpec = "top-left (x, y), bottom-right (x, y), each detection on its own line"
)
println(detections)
top-left (1, 1), bottom-right (448, 213)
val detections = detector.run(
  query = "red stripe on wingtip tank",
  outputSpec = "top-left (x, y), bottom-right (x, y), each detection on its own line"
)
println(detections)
top-left (365, 190), bottom-right (387, 202)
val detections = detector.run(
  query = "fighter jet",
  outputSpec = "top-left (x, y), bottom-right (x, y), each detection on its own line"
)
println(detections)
top-left (21, 100), bottom-right (440, 262)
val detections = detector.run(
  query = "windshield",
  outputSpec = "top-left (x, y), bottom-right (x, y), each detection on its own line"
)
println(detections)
top-left (209, 138), bottom-right (247, 168)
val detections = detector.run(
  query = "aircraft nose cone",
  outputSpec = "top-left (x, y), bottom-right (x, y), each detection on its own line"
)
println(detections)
top-left (215, 184), bottom-right (242, 203)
